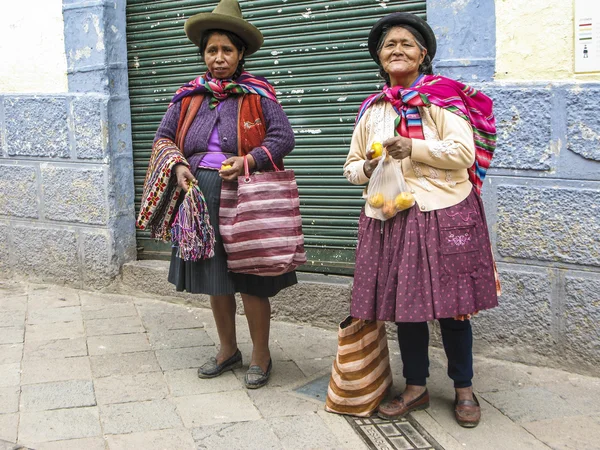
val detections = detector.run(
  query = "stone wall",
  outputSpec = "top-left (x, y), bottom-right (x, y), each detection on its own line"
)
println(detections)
top-left (0, 0), bottom-right (136, 288)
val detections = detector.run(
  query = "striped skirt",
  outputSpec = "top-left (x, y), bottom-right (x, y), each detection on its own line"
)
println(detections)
top-left (168, 169), bottom-right (297, 297)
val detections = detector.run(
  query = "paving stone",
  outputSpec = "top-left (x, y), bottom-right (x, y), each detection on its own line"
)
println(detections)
top-left (0, 388), bottom-right (19, 414)
top-left (0, 281), bottom-right (27, 296)
top-left (21, 356), bottom-right (91, 385)
top-left (27, 307), bottom-right (82, 325)
top-left (0, 365), bottom-right (20, 387)
top-left (20, 380), bottom-right (96, 411)
top-left (523, 415), bottom-right (600, 450)
top-left (33, 437), bottom-right (107, 450)
top-left (316, 410), bottom-right (370, 450)
top-left (232, 360), bottom-right (307, 390)
top-left (481, 386), bottom-right (582, 423)
top-left (148, 328), bottom-right (213, 350)
top-left (26, 321), bottom-right (84, 342)
top-left (268, 413), bottom-right (343, 449)
top-left (0, 296), bottom-right (27, 312)
top-left (106, 428), bottom-right (195, 450)
top-left (100, 400), bottom-right (182, 435)
top-left (273, 326), bottom-right (338, 361)
top-left (94, 372), bottom-right (169, 405)
top-left (90, 351), bottom-right (161, 378)
top-left (0, 413), bottom-right (18, 443)
top-left (539, 374), bottom-right (600, 416)
top-left (87, 333), bottom-right (150, 356)
top-left (137, 303), bottom-right (208, 331)
top-left (84, 316), bottom-right (145, 337)
top-left (27, 287), bottom-right (80, 310)
top-left (0, 328), bottom-right (24, 345)
top-left (247, 388), bottom-right (319, 418)
top-left (191, 420), bottom-right (282, 450)
top-left (0, 311), bottom-right (26, 329)
top-left (81, 303), bottom-right (138, 320)
top-left (80, 293), bottom-right (133, 309)
top-left (0, 345), bottom-right (22, 365)
top-left (284, 356), bottom-right (335, 379)
top-left (23, 338), bottom-right (87, 360)
top-left (155, 346), bottom-right (215, 371)
top-left (18, 407), bottom-right (101, 443)
top-left (174, 390), bottom-right (260, 428)
top-left (164, 369), bottom-right (242, 397)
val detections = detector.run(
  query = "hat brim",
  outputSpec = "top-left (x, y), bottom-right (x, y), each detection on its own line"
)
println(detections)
top-left (368, 13), bottom-right (437, 64)
top-left (184, 13), bottom-right (264, 56)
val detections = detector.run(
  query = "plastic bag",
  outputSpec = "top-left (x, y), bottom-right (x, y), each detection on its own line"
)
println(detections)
top-left (366, 145), bottom-right (415, 221)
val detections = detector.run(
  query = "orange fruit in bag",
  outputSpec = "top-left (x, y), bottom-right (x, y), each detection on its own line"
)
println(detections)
top-left (382, 201), bottom-right (396, 219)
top-left (394, 192), bottom-right (415, 210)
top-left (370, 142), bottom-right (383, 159)
top-left (368, 193), bottom-right (384, 208)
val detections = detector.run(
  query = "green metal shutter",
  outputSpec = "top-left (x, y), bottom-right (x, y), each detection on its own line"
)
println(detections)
top-left (126, 0), bottom-right (426, 274)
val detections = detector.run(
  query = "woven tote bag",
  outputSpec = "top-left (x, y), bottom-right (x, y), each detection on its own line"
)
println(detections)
top-left (325, 316), bottom-right (393, 417)
top-left (219, 147), bottom-right (307, 276)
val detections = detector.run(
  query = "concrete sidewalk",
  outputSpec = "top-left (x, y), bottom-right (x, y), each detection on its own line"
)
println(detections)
top-left (0, 280), bottom-right (599, 450)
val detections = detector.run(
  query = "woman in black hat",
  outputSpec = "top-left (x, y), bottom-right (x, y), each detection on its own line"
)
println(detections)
top-left (343, 12), bottom-right (499, 427)
top-left (138, 0), bottom-right (298, 389)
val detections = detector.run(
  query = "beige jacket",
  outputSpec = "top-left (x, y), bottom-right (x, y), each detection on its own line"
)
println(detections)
top-left (344, 101), bottom-right (475, 218)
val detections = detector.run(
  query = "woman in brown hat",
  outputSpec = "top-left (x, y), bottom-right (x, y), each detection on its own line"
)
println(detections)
top-left (343, 12), bottom-right (499, 427)
top-left (137, 0), bottom-right (297, 389)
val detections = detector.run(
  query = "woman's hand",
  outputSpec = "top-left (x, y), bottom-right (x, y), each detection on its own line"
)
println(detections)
top-left (363, 149), bottom-right (382, 178)
top-left (383, 136), bottom-right (412, 160)
top-left (219, 155), bottom-right (256, 181)
top-left (174, 164), bottom-right (197, 191)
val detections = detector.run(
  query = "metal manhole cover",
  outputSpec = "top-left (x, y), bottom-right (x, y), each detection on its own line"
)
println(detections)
top-left (294, 376), bottom-right (443, 450)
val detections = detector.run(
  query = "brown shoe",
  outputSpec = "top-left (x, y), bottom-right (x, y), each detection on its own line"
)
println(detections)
top-left (377, 389), bottom-right (430, 420)
top-left (454, 393), bottom-right (481, 428)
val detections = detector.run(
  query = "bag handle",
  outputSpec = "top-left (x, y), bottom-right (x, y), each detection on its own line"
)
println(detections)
top-left (261, 146), bottom-right (281, 172)
top-left (242, 146), bottom-right (281, 183)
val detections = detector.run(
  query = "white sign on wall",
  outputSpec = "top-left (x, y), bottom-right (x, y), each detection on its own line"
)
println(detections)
top-left (575, 0), bottom-right (600, 73)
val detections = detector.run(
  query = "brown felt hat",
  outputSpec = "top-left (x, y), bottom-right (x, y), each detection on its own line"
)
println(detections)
top-left (184, 0), bottom-right (264, 55)
top-left (368, 12), bottom-right (437, 63)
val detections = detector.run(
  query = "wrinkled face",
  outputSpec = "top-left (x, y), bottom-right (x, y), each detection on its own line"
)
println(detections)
top-left (203, 32), bottom-right (243, 79)
top-left (378, 27), bottom-right (426, 85)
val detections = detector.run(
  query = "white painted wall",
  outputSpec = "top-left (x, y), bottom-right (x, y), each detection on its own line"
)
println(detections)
top-left (0, 0), bottom-right (68, 93)
top-left (496, 0), bottom-right (599, 81)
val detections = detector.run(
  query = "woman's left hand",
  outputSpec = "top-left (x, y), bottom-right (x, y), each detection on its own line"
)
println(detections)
top-left (218, 155), bottom-right (256, 181)
top-left (383, 136), bottom-right (412, 160)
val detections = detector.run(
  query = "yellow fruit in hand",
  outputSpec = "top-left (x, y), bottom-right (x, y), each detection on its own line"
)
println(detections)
top-left (382, 200), bottom-right (396, 219)
top-left (368, 193), bottom-right (384, 208)
top-left (221, 164), bottom-right (232, 170)
top-left (394, 192), bottom-right (415, 211)
top-left (370, 142), bottom-right (383, 159)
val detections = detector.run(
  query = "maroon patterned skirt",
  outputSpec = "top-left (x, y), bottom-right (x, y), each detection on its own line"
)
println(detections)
top-left (351, 189), bottom-right (498, 322)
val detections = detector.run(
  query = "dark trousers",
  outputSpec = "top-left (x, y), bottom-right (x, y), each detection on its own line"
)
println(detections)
top-left (396, 318), bottom-right (473, 388)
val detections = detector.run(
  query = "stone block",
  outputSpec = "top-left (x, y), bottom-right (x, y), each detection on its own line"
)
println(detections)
top-left (566, 87), bottom-right (600, 161)
top-left (90, 351), bottom-right (161, 378)
top-left (497, 185), bottom-right (600, 266)
top-left (523, 415), bottom-right (600, 450)
top-left (173, 391), bottom-right (260, 428)
top-left (563, 276), bottom-right (600, 369)
top-left (247, 388), bottom-right (319, 419)
top-left (100, 400), bottom-right (182, 435)
top-left (164, 369), bottom-right (241, 397)
top-left (155, 346), bottom-right (215, 371)
top-left (0, 223), bottom-right (10, 274)
top-left (33, 437), bottom-right (107, 450)
top-left (191, 419), bottom-right (283, 450)
top-left (41, 167), bottom-right (107, 225)
top-left (63, 7), bottom-right (107, 73)
top-left (21, 356), bottom-right (91, 385)
top-left (5, 97), bottom-right (69, 158)
top-left (0, 364), bottom-right (20, 387)
top-left (93, 372), bottom-right (169, 405)
top-left (84, 316), bottom-right (144, 337)
top-left (20, 380), bottom-right (96, 411)
top-left (0, 413), bottom-right (18, 443)
top-left (12, 225), bottom-right (79, 284)
top-left (87, 333), bottom-right (150, 356)
top-left (81, 230), bottom-right (117, 288)
top-left (0, 328), bottom-right (23, 345)
top-left (472, 268), bottom-right (554, 357)
top-left (148, 328), bottom-right (213, 350)
top-left (26, 321), bottom-right (85, 342)
top-left (0, 387), bottom-right (19, 414)
top-left (0, 344), bottom-right (22, 365)
top-left (0, 165), bottom-right (38, 218)
top-left (268, 414), bottom-right (343, 449)
top-left (18, 407), bottom-right (101, 443)
top-left (23, 338), bottom-right (87, 361)
top-left (106, 429), bottom-right (196, 450)
top-left (487, 87), bottom-right (555, 170)
top-left (108, 157), bottom-right (135, 217)
top-left (71, 96), bottom-right (108, 159)
top-left (27, 306), bottom-right (81, 325)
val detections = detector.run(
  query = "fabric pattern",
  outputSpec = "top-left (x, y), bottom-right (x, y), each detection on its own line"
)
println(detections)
top-left (356, 75), bottom-right (496, 195)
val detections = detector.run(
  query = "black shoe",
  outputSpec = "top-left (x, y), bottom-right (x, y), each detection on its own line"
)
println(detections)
top-left (244, 359), bottom-right (272, 389)
top-left (198, 349), bottom-right (242, 379)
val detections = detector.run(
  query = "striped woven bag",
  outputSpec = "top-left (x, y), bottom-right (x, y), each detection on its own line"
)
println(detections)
top-left (325, 316), bottom-right (393, 417)
top-left (219, 147), bottom-right (307, 276)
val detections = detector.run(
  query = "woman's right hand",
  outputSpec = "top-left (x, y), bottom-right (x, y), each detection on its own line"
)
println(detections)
top-left (174, 164), bottom-right (196, 191)
top-left (363, 149), bottom-right (382, 178)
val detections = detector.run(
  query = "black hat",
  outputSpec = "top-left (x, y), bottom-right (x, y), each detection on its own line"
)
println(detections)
top-left (368, 13), bottom-right (437, 64)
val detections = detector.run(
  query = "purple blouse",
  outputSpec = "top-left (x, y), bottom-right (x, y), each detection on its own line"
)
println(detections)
top-left (154, 95), bottom-right (295, 174)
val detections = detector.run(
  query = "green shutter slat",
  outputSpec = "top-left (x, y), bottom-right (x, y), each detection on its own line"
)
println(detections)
top-left (126, 0), bottom-right (426, 272)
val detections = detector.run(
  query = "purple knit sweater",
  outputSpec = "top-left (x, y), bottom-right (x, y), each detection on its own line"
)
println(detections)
top-left (154, 95), bottom-right (295, 174)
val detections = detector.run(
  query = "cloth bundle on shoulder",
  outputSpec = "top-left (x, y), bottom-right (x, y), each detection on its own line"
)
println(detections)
top-left (325, 316), bottom-right (393, 417)
top-left (219, 147), bottom-right (306, 276)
